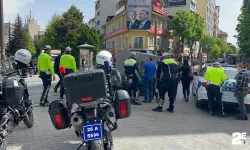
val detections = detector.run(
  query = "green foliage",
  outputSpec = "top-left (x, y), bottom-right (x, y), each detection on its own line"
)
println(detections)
top-left (42, 5), bottom-right (100, 67)
top-left (24, 31), bottom-right (36, 55)
top-left (216, 38), bottom-right (228, 56)
top-left (235, 0), bottom-right (250, 56)
top-left (227, 43), bottom-right (237, 54)
top-left (200, 36), bottom-right (216, 55)
top-left (210, 44), bottom-right (220, 58)
top-left (8, 14), bottom-right (26, 55)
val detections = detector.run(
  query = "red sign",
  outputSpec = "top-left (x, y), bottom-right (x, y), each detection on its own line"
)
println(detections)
top-left (152, 5), bottom-right (167, 16)
top-left (104, 27), bottom-right (128, 39)
top-left (149, 26), bottom-right (166, 35)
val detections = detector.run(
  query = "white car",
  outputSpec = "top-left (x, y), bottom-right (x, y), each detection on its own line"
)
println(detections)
top-left (192, 66), bottom-right (250, 112)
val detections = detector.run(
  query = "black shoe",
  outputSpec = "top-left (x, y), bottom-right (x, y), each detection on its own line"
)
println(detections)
top-left (45, 101), bottom-right (50, 106)
top-left (54, 87), bottom-right (57, 93)
top-left (166, 108), bottom-right (174, 113)
top-left (134, 101), bottom-right (142, 105)
top-left (210, 111), bottom-right (216, 116)
top-left (186, 97), bottom-right (189, 102)
top-left (235, 116), bottom-right (245, 120)
top-left (152, 106), bottom-right (163, 112)
top-left (245, 116), bottom-right (248, 120)
top-left (143, 101), bottom-right (147, 103)
top-left (39, 103), bottom-right (45, 107)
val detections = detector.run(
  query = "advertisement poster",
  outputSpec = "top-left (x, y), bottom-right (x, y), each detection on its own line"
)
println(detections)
top-left (80, 50), bottom-right (89, 69)
top-left (126, 0), bottom-right (152, 30)
top-left (168, 0), bottom-right (186, 6)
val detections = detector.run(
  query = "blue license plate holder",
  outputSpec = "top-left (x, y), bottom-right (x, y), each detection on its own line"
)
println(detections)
top-left (83, 118), bottom-right (103, 141)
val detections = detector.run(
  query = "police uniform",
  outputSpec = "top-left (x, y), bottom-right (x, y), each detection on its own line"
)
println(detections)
top-left (205, 64), bottom-right (227, 116)
top-left (59, 48), bottom-right (77, 99)
top-left (37, 47), bottom-right (55, 106)
top-left (124, 57), bottom-right (141, 105)
top-left (153, 54), bottom-right (178, 112)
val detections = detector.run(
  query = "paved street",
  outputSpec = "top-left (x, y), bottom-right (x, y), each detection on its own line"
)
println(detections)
top-left (5, 78), bottom-right (250, 150)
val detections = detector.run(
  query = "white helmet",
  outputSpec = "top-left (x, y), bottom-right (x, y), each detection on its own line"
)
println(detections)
top-left (14, 49), bottom-right (32, 65)
top-left (96, 50), bottom-right (113, 66)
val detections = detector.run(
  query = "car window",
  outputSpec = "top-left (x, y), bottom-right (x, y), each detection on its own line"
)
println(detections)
top-left (198, 67), bottom-right (207, 77)
top-left (224, 70), bottom-right (237, 79)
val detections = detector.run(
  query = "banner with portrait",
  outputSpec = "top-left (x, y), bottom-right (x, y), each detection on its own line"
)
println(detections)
top-left (126, 0), bottom-right (152, 30)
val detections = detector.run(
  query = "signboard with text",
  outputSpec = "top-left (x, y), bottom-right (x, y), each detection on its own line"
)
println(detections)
top-left (168, 0), bottom-right (186, 6)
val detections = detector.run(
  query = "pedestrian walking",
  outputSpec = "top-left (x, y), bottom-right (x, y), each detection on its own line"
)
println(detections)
top-left (59, 46), bottom-right (77, 99)
top-left (142, 57), bottom-right (156, 103)
top-left (205, 62), bottom-right (227, 117)
top-left (152, 52), bottom-right (178, 113)
top-left (124, 52), bottom-right (142, 105)
top-left (180, 59), bottom-right (193, 102)
top-left (37, 45), bottom-right (56, 106)
top-left (53, 49), bottom-right (65, 93)
top-left (235, 63), bottom-right (249, 120)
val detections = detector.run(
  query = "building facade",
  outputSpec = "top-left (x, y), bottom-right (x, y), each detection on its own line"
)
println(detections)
top-left (24, 11), bottom-right (40, 40)
top-left (103, 0), bottom-right (172, 53)
top-left (165, 0), bottom-right (197, 16)
top-left (3, 22), bottom-right (14, 48)
top-left (213, 6), bottom-right (220, 37)
top-left (197, 0), bottom-right (216, 36)
top-left (218, 29), bottom-right (228, 42)
top-left (95, 0), bottom-right (120, 35)
top-left (88, 17), bottom-right (95, 28)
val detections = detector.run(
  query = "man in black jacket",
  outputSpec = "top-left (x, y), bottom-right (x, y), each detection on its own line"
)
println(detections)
top-left (54, 49), bottom-right (65, 93)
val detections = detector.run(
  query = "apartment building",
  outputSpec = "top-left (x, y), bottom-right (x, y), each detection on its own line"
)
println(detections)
top-left (213, 6), bottom-right (220, 37)
top-left (165, 0), bottom-right (197, 16)
top-left (88, 17), bottom-right (95, 28)
top-left (95, 0), bottom-right (120, 35)
top-left (3, 22), bottom-right (14, 48)
top-left (197, 0), bottom-right (216, 36)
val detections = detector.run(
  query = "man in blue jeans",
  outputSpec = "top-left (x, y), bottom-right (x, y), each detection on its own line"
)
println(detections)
top-left (143, 57), bottom-right (156, 103)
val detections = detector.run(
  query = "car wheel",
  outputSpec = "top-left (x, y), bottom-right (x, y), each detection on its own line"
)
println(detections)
top-left (195, 90), bottom-right (202, 108)
top-left (192, 84), bottom-right (196, 96)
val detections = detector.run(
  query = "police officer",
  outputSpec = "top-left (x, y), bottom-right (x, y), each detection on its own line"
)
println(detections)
top-left (59, 46), bottom-right (77, 99)
top-left (205, 62), bottom-right (227, 117)
top-left (124, 52), bottom-right (141, 105)
top-left (152, 52), bottom-right (178, 112)
top-left (37, 45), bottom-right (55, 106)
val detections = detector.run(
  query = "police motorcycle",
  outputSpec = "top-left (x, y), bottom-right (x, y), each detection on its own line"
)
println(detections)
top-left (48, 50), bottom-right (131, 150)
top-left (0, 49), bottom-right (34, 150)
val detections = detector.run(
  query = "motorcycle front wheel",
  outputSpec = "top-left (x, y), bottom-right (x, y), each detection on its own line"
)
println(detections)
top-left (23, 107), bottom-right (34, 128)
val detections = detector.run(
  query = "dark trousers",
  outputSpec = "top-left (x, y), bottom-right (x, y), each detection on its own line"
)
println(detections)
top-left (207, 84), bottom-right (224, 115)
top-left (144, 79), bottom-right (154, 102)
top-left (181, 79), bottom-right (191, 98)
top-left (159, 80), bottom-right (176, 110)
top-left (236, 92), bottom-right (248, 118)
top-left (127, 79), bottom-right (138, 100)
top-left (60, 69), bottom-right (74, 98)
top-left (40, 72), bottom-right (52, 104)
top-left (55, 73), bottom-right (63, 90)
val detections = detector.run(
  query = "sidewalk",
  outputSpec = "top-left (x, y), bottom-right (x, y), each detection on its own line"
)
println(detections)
top-left (25, 75), bottom-right (59, 84)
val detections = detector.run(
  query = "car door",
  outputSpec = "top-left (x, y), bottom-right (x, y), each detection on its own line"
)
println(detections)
top-left (193, 67), bottom-right (207, 92)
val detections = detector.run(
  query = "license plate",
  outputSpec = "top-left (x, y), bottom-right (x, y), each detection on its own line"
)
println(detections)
top-left (222, 87), bottom-right (235, 92)
top-left (83, 118), bottom-right (103, 141)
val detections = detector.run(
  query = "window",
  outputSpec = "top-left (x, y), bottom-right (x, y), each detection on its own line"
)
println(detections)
top-left (149, 37), bottom-right (154, 46)
top-left (124, 37), bottom-right (128, 49)
top-left (157, 38), bottom-right (161, 46)
top-left (133, 37), bottom-right (144, 48)
top-left (97, 11), bottom-right (100, 16)
top-left (198, 67), bottom-right (207, 77)
top-left (97, 30), bottom-right (100, 34)
top-left (97, 20), bottom-right (100, 26)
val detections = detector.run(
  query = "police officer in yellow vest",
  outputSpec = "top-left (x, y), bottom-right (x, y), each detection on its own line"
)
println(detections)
top-left (153, 52), bottom-right (178, 112)
top-left (59, 46), bottom-right (77, 99)
top-left (37, 45), bottom-right (55, 106)
top-left (124, 52), bottom-right (142, 105)
top-left (205, 62), bottom-right (227, 117)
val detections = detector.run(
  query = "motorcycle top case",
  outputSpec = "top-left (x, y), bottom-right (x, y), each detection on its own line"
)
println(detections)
top-left (2, 78), bottom-right (24, 106)
top-left (48, 100), bottom-right (70, 130)
top-left (64, 69), bottom-right (107, 104)
top-left (113, 90), bottom-right (131, 119)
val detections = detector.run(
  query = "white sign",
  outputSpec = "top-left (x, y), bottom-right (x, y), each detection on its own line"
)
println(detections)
top-left (232, 132), bottom-right (247, 145)
top-left (115, 5), bottom-right (126, 16)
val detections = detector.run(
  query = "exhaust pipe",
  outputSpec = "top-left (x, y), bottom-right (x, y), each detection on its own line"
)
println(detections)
top-left (70, 113), bottom-right (83, 132)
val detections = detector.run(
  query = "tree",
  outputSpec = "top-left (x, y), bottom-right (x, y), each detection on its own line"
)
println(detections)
top-left (210, 44), bottom-right (221, 59)
top-left (216, 38), bottom-right (228, 57)
top-left (235, 0), bottom-right (250, 57)
top-left (200, 36), bottom-right (217, 58)
top-left (8, 14), bottom-right (26, 55)
top-left (227, 43), bottom-right (237, 54)
top-left (42, 5), bottom-right (100, 67)
top-left (170, 9), bottom-right (195, 53)
top-left (23, 31), bottom-right (36, 55)
top-left (188, 13), bottom-right (205, 59)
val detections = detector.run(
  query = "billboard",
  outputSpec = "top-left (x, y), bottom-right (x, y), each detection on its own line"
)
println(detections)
top-left (168, 0), bottom-right (186, 6)
top-left (126, 0), bottom-right (152, 30)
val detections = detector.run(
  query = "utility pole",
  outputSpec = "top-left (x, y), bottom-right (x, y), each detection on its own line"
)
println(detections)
top-left (0, 0), bottom-right (4, 60)
top-left (154, 21), bottom-right (157, 55)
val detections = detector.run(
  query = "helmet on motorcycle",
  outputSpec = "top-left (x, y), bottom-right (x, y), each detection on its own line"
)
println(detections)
top-left (96, 50), bottom-right (113, 66)
top-left (14, 49), bottom-right (32, 65)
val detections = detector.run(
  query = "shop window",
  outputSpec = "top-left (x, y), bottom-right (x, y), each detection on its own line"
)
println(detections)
top-left (149, 37), bottom-right (154, 46)
top-left (133, 37), bottom-right (144, 48)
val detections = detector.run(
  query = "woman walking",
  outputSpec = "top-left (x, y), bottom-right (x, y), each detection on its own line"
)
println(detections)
top-left (180, 59), bottom-right (193, 102)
